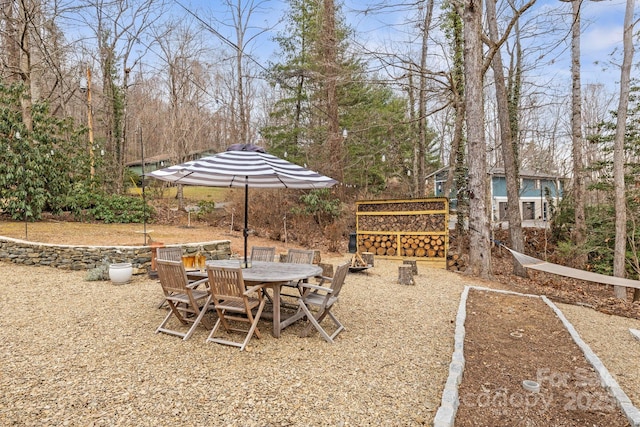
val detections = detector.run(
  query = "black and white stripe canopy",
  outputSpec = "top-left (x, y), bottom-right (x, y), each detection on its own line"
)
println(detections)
top-left (149, 149), bottom-right (337, 189)
top-left (149, 146), bottom-right (337, 266)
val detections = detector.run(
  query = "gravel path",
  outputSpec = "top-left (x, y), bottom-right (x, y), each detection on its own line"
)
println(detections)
top-left (1, 255), bottom-right (639, 426)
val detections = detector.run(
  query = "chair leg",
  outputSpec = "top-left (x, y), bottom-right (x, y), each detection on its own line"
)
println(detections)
top-left (181, 295), bottom-right (213, 340)
top-left (327, 311), bottom-right (345, 340)
top-left (240, 299), bottom-right (266, 351)
top-left (156, 308), bottom-right (177, 335)
top-left (159, 300), bottom-right (189, 328)
top-left (299, 306), bottom-right (345, 343)
top-left (157, 300), bottom-right (210, 340)
top-left (298, 305), bottom-right (334, 343)
top-left (279, 303), bottom-right (307, 330)
top-left (206, 317), bottom-right (224, 342)
top-left (207, 301), bottom-right (266, 351)
top-left (213, 308), bottom-right (233, 332)
top-left (263, 288), bottom-right (274, 305)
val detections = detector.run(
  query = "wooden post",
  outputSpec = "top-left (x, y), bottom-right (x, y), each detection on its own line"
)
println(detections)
top-left (403, 259), bottom-right (418, 275)
top-left (398, 265), bottom-right (415, 285)
top-left (362, 252), bottom-right (375, 267)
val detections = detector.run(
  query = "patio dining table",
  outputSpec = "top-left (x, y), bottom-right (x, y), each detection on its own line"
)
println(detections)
top-left (199, 259), bottom-right (323, 338)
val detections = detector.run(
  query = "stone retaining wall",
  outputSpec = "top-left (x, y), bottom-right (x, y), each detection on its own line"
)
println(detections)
top-left (0, 236), bottom-right (231, 274)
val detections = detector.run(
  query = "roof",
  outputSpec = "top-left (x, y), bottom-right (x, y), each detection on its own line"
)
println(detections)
top-left (125, 148), bottom-right (216, 167)
top-left (425, 166), bottom-right (566, 180)
top-left (488, 167), bottom-right (566, 180)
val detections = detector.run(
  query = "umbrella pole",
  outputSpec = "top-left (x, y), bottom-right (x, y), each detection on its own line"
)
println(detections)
top-left (243, 179), bottom-right (249, 268)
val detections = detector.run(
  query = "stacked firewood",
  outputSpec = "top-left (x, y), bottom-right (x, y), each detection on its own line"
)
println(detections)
top-left (399, 234), bottom-right (446, 257)
top-left (358, 214), bottom-right (446, 233)
top-left (358, 234), bottom-right (397, 256)
top-left (447, 252), bottom-right (468, 271)
top-left (357, 200), bottom-right (447, 212)
top-left (357, 233), bottom-right (446, 258)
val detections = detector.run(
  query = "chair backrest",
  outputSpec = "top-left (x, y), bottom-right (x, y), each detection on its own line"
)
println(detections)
top-left (157, 247), bottom-right (183, 262)
top-left (286, 249), bottom-right (315, 264)
top-left (156, 259), bottom-right (189, 294)
top-left (206, 266), bottom-right (246, 300)
top-left (328, 262), bottom-right (350, 297)
top-left (251, 246), bottom-right (276, 262)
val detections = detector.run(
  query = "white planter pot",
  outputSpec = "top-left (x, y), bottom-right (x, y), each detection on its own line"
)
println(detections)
top-left (109, 263), bottom-right (133, 284)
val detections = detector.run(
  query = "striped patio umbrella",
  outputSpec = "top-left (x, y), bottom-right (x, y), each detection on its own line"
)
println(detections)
top-left (149, 144), bottom-right (338, 267)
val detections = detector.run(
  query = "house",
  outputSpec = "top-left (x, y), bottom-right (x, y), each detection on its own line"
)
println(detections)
top-left (126, 149), bottom-right (216, 178)
top-left (426, 167), bottom-right (565, 222)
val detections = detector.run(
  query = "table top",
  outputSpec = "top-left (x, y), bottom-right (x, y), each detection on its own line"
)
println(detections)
top-left (205, 260), bottom-right (322, 283)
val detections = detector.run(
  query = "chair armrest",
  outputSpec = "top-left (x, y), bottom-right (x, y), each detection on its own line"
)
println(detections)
top-left (315, 275), bottom-right (332, 285)
top-left (244, 284), bottom-right (264, 295)
top-left (187, 277), bottom-right (209, 289)
top-left (299, 282), bottom-right (333, 293)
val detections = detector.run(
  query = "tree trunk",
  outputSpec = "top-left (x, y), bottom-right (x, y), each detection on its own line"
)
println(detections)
top-left (234, 1), bottom-right (249, 145)
top-left (614, 0), bottom-right (635, 300)
top-left (463, 0), bottom-right (491, 278)
top-left (18, 2), bottom-right (33, 132)
top-left (443, 4), bottom-right (466, 236)
top-left (3, 1), bottom-right (20, 84)
top-left (416, 0), bottom-right (435, 197)
top-left (486, 0), bottom-right (526, 277)
top-left (570, 0), bottom-right (587, 268)
top-left (321, 0), bottom-right (342, 181)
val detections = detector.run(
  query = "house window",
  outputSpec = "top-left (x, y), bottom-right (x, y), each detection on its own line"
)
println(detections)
top-left (534, 179), bottom-right (540, 190)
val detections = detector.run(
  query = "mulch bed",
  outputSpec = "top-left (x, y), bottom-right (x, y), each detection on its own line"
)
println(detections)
top-left (455, 289), bottom-right (631, 426)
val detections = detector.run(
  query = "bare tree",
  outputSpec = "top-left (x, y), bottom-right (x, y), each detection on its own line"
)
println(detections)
top-left (613, 0), bottom-right (635, 300)
top-left (411, 0), bottom-right (435, 197)
top-left (81, 0), bottom-right (166, 191)
top-left (441, 3), bottom-right (469, 236)
top-left (319, 0), bottom-right (342, 181)
top-left (485, 0), bottom-right (535, 276)
top-left (204, 0), bottom-right (273, 148)
top-left (462, 0), bottom-right (491, 278)
top-left (1, 0), bottom-right (38, 130)
top-left (566, 0), bottom-right (588, 268)
top-left (152, 21), bottom-right (216, 208)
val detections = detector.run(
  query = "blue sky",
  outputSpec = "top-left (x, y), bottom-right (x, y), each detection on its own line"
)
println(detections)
top-left (172, 0), bottom-right (631, 94)
top-left (556, 0), bottom-right (629, 89)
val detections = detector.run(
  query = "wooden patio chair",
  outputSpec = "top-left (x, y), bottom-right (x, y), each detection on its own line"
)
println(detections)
top-left (157, 246), bottom-right (183, 262)
top-left (285, 248), bottom-right (315, 264)
top-left (278, 248), bottom-right (317, 306)
top-left (289, 262), bottom-right (349, 343)
top-left (205, 266), bottom-right (266, 351)
top-left (282, 248), bottom-right (316, 292)
top-left (156, 246), bottom-right (186, 308)
top-left (249, 246), bottom-right (277, 305)
top-left (156, 259), bottom-right (212, 340)
top-left (250, 246), bottom-right (276, 263)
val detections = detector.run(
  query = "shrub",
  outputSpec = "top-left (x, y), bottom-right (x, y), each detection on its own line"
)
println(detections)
top-left (87, 194), bottom-right (155, 223)
top-left (291, 189), bottom-right (342, 227)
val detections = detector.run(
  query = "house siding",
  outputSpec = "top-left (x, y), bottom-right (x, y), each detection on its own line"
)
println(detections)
top-left (427, 168), bottom-right (565, 223)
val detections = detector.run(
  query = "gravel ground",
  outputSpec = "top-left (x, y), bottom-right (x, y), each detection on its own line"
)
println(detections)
top-left (0, 255), bottom-right (467, 426)
top-left (557, 302), bottom-right (640, 409)
top-left (1, 254), bottom-right (639, 426)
